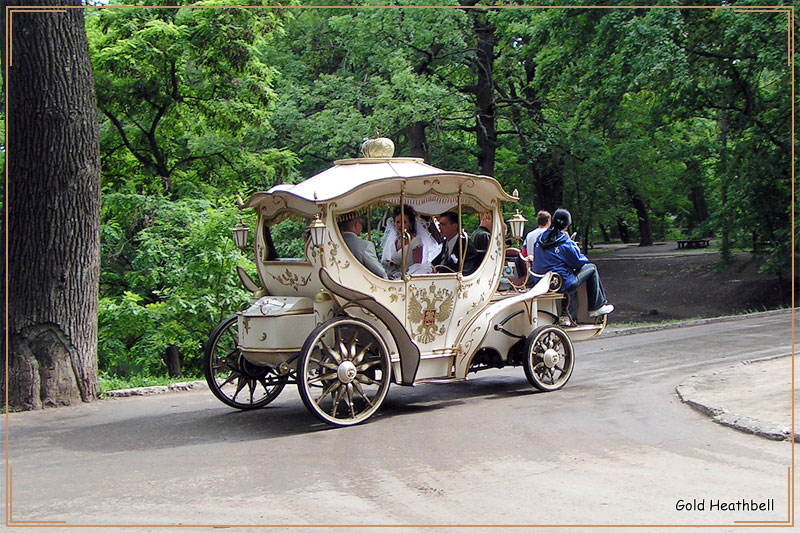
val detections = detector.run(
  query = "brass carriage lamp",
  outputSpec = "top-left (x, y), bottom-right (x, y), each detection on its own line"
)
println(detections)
top-left (231, 220), bottom-right (250, 251)
top-left (308, 214), bottom-right (327, 248)
top-left (508, 210), bottom-right (528, 246)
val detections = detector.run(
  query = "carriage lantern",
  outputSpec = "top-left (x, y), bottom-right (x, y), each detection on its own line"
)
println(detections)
top-left (307, 214), bottom-right (327, 248)
top-left (507, 210), bottom-right (528, 246)
top-left (231, 221), bottom-right (250, 251)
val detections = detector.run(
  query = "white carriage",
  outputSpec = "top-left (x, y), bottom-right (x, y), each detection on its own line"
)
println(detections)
top-left (204, 139), bottom-right (606, 426)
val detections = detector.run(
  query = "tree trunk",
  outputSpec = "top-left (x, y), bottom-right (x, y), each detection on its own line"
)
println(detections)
top-left (165, 346), bottom-right (182, 378)
top-left (616, 218), bottom-right (630, 243)
top-left (719, 109), bottom-right (731, 263)
top-left (461, 3), bottom-right (497, 177)
top-left (599, 223), bottom-right (610, 243)
top-left (2, 1), bottom-right (101, 409)
top-left (630, 193), bottom-right (654, 246)
top-left (531, 154), bottom-right (564, 214)
top-left (405, 121), bottom-right (430, 163)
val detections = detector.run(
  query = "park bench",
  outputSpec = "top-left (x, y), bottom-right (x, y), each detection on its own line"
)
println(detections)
top-left (676, 239), bottom-right (710, 249)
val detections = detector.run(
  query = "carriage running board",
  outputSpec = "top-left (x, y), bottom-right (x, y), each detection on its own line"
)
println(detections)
top-left (318, 269), bottom-right (421, 386)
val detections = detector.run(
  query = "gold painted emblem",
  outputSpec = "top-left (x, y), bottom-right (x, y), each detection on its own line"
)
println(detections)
top-left (408, 283), bottom-right (454, 344)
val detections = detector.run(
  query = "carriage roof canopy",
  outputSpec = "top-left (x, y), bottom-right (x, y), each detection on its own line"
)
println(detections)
top-left (243, 157), bottom-right (517, 219)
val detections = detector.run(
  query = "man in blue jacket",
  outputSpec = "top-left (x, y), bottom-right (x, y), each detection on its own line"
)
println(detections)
top-left (533, 208), bottom-right (613, 326)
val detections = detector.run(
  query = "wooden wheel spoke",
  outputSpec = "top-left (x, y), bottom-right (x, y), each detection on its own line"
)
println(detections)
top-left (308, 372), bottom-right (338, 385)
top-left (248, 379), bottom-right (256, 403)
top-left (352, 380), bottom-right (373, 407)
top-left (338, 340), bottom-right (348, 361)
top-left (309, 357), bottom-right (339, 371)
top-left (346, 384), bottom-right (356, 418)
top-left (353, 340), bottom-right (375, 365)
top-left (321, 340), bottom-right (343, 365)
top-left (315, 381), bottom-right (340, 406)
top-left (355, 374), bottom-right (378, 386)
top-left (219, 372), bottom-right (240, 388)
top-left (225, 327), bottom-right (239, 347)
top-left (331, 385), bottom-right (346, 417)
top-left (356, 359), bottom-right (381, 372)
top-left (232, 375), bottom-right (248, 401)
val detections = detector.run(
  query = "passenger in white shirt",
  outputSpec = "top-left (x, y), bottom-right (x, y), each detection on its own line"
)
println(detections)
top-left (523, 210), bottom-right (552, 268)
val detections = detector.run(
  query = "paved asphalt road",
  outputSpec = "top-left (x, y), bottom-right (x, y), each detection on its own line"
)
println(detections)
top-left (5, 312), bottom-right (794, 530)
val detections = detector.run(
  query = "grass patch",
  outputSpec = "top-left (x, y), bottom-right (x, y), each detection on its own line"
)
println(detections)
top-left (99, 373), bottom-right (203, 395)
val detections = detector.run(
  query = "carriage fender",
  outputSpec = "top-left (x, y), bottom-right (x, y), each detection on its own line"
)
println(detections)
top-left (455, 273), bottom-right (556, 376)
top-left (318, 269), bottom-right (421, 385)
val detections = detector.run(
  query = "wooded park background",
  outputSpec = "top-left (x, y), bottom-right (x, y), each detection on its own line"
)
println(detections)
top-left (2, 0), bottom-right (796, 409)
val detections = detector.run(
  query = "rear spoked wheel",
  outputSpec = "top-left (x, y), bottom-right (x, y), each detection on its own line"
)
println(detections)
top-left (204, 316), bottom-right (287, 409)
top-left (523, 325), bottom-right (574, 392)
top-left (297, 317), bottom-right (391, 426)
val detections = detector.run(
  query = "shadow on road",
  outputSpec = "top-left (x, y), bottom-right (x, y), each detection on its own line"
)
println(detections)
top-left (47, 373), bottom-right (541, 453)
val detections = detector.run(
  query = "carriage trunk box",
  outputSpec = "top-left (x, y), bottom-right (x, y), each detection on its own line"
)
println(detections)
top-left (238, 296), bottom-right (315, 366)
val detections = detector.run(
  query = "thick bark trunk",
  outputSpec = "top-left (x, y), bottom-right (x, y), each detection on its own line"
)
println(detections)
top-left (2, 1), bottom-right (101, 409)
top-left (405, 122), bottom-right (430, 163)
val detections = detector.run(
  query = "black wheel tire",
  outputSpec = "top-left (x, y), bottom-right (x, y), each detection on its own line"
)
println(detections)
top-left (522, 324), bottom-right (575, 392)
top-left (204, 316), bottom-right (287, 410)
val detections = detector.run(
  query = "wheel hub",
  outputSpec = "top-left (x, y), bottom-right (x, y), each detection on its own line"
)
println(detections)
top-left (543, 348), bottom-right (560, 368)
top-left (337, 361), bottom-right (358, 384)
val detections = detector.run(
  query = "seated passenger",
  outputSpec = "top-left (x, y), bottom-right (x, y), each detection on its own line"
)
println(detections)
top-left (339, 215), bottom-right (387, 279)
top-left (381, 205), bottom-right (428, 278)
top-left (470, 211), bottom-right (492, 265)
top-left (432, 211), bottom-right (480, 276)
top-left (381, 205), bottom-right (442, 278)
top-left (522, 210), bottom-right (552, 268)
top-left (532, 208), bottom-right (613, 326)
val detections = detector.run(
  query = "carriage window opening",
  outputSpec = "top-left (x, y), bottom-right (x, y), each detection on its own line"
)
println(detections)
top-left (264, 215), bottom-right (310, 261)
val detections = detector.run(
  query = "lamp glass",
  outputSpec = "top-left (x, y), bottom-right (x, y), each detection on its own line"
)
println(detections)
top-left (508, 211), bottom-right (527, 241)
top-left (308, 215), bottom-right (326, 247)
top-left (232, 222), bottom-right (249, 250)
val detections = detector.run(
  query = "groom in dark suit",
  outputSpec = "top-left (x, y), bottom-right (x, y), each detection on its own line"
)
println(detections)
top-left (432, 211), bottom-right (479, 276)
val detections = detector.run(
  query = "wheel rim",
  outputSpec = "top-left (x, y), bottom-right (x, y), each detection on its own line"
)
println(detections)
top-left (298, 318), bottom-right (391, 426)
top-left (204, 317), bottom-right (286, 410)
top-left (524, 326), bottom-right (574, 392)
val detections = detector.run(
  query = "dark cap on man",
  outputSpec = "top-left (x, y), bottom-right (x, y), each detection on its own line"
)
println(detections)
top-left (552, 208), bottom-right (572, 230)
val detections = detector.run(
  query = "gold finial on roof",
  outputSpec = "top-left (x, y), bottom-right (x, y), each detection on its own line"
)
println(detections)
top-left (361, 134), bottom-right (395, 158)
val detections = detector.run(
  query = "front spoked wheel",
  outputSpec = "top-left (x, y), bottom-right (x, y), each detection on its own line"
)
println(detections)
top-left (297, 317), bottom-right (391, 426)
top-left (204, 316), bottom-right (287, 410)
top-left (523, 325), bottom-right (575, 392)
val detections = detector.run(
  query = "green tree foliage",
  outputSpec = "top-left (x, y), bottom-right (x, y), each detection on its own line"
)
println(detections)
top-left (91, 4), bottom-right (794, 382)
top-left (99, 195), bottom-right (255, 377)
top-left (88, 1), bottom-right (297, 197)
top-left (90, 2), bottom-right (297, 379)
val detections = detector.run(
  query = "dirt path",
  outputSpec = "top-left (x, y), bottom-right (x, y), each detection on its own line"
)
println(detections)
top-left (586, 242), bottom-right (792, 324)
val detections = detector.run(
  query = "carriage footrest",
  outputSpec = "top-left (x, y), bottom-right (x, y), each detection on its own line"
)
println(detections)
top-left (413, 377), bottom-right (465, 385)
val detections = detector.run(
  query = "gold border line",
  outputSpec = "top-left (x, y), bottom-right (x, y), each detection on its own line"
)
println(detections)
top-left (6, 9), bottom-right (65, 67)
top-left (734, 467), bottom-right (792, 525)
top-left (8, 467), bottom-right (68, 525)
top-left (5, 4), bottom-right (9, 526)
top-left (2, 3), bottom-right (797, 9)
top-left (734, 6), bottom-right (792, 65)
top-left (3, 3), bottom-right (795, 529)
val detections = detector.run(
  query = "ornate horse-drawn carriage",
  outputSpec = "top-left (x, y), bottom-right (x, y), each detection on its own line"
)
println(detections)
top-left (204, 139), bottom-right (606, 426)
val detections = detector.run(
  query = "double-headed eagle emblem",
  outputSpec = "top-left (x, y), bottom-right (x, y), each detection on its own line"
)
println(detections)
top-left (408, 283), bottom-right (455, 344)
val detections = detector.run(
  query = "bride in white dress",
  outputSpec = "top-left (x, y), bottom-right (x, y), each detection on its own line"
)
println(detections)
top-left (380, 205), bottom-right (441, 279)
